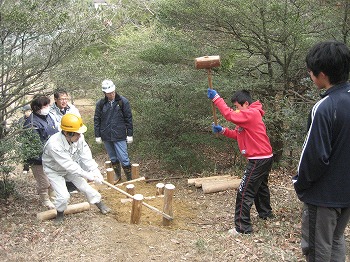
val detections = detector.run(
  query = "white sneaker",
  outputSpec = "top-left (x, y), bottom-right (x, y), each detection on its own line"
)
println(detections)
top-left (228, 228), bottom-right (240, 235)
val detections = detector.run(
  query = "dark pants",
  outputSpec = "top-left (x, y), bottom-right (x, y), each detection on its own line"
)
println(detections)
top-left (301, 203), bottom-right (350, 262)
top-left (234, 157), bottom-right (273, 233)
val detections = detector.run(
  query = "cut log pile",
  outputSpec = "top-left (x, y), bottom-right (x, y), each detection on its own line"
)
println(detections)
top-left (188, 175), bottom-right (241, 194)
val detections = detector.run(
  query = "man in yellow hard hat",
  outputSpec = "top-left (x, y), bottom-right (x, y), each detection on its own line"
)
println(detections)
top-left (42, 113), bottom-right (111, 224)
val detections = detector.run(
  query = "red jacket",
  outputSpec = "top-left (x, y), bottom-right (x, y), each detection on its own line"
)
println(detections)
top-left (214, 97), bottom-right (273, 159)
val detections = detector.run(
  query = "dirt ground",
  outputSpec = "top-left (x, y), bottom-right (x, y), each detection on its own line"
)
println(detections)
top-left (3, 156), bottom-right (350, 261)
top-left (1, 99), bottom-right (350, 261)
top-left (0, 161), bottom-right (303, 262)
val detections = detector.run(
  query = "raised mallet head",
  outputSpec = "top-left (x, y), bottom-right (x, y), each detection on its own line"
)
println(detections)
top-left (195, 55), bottom-right (221, 69)
top-left (195, 55), bottom-right (221, 127)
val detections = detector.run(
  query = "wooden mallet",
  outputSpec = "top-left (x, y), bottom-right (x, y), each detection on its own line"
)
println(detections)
top-left (195, 55), bottom-right (221, 125)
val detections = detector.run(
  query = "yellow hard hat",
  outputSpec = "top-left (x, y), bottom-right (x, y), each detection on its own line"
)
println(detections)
top-left (60, 113), bottom-right (87, 133)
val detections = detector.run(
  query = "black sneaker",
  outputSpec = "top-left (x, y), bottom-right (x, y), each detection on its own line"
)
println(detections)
top-left (259, 213), bottom-right (275, 220)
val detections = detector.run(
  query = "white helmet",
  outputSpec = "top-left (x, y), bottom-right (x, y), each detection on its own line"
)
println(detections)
top-left (101, 79), bottom-right (115, 93)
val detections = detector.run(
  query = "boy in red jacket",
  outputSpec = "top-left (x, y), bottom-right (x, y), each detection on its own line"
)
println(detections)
top-left (208, 89), bottom-right (274, 234)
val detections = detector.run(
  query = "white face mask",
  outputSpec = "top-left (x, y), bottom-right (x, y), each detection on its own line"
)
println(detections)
top-left (39, 107), bottom-right (50, 116)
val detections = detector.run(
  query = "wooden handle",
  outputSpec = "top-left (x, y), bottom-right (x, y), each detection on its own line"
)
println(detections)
top-left (208, 69), bottom-right (218, 125)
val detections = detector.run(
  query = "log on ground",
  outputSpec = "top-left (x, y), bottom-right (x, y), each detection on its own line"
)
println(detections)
top-left (202, 179), bottom-right (241, 194)
top-left (37, 202), bottom-right (91, 221)
top-left (187, 175), bottom-right (231, 186)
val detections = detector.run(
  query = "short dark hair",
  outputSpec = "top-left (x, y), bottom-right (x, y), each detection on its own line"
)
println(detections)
top-left (53, 88), bottom-right (68, 99)
top-left (30, 95), bottom-right (50, 113)
top-left (306, 41), bottom-right (350, 85)
top-left (231, 90), bottom-right (253, 106)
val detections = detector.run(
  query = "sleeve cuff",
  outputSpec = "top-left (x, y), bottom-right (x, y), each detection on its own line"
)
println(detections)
top-left (212, 94), bottom-right (220, 102)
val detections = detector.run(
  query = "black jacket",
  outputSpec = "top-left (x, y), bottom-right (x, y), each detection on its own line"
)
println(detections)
top-left (294, 82), bottom-right (350, 207)
top-left (23, 113), bottom-right (58, 164)
top-left (94, 94), bottom-right (133, 142)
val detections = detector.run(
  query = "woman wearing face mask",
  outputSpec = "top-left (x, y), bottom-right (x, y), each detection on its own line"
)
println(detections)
top-left (24, 95), bottom-right (58, 209)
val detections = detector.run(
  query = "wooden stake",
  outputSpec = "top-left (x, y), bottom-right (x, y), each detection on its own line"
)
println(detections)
top-left (105, 161), bottom-right (112, 168)
top-left (131, 163), bottom-right (140, 179)
top-left (162, 184), bottom-right (175, 226)
top-left (106, 168), bottom-right (114, 184)
top-left (36, 202), bottom-right (90, 221)
top-left (156, 183), bottom-right (165, 195)
top-left (101, 180), bottom-right (173, 220)
top-left (126, 184), bottom-right (135, 197)
top-left (130, 194), bottom-right (143, 224)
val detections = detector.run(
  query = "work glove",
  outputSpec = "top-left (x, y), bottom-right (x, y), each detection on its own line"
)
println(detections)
top-left (94, 173), bottom-right (104, 184)
top-left (212, 123), bottom-right (225, 134)
top-left (126, 136), bottom-right (133, 144)
top-left (82, 171), bottom-right (95, 181)
top-left (207, 88), bottom-right (219, 100)
top-left (95, 137), bottom-right (102, 144)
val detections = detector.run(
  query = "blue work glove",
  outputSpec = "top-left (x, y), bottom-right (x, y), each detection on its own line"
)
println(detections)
top-left (207, 88), bottom-right (219, 100)
top-left (212, 123), bottom-right (224, 134)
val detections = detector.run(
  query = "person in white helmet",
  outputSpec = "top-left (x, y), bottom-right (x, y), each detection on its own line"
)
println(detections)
top-left (94, 79), bottom-right (133, 183)
top-left (42, 113), bottom-right (111, 224)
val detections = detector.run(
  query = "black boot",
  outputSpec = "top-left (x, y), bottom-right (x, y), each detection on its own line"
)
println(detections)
top-left (122, 165), bottom-right (132, 181)
top-left (55, 211), bottom-right (64, 224)
top-left (112, 161), bottom-right (121, 183)
top-left (95, 201), bottom-right (111, 215)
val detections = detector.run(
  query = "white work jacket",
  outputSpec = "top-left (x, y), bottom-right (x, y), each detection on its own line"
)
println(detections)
top-left (42, 132), bottom-right (98, 177)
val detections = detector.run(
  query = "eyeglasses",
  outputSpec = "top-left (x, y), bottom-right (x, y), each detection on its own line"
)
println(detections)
top-left (57, 98), bottom-right (69, 101)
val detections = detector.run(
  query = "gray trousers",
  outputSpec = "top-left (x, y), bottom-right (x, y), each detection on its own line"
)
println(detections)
top-left (31, 164), bottom-right (51, 195)
top-left (301, 203), bottom-right (350, 262)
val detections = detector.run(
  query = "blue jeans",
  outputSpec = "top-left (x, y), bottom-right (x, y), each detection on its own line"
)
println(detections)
top-left (103, 140), bottom-right (130, 166)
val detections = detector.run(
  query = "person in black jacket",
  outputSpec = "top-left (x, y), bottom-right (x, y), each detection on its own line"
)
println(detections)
top-left (293, 41), bottom-right (350, 261)
top-left (24, 95), bottom-right (58, 209)
top-left (94, 79), bottom-right (133, 182)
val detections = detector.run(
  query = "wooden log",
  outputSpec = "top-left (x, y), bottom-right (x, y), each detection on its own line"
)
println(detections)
top-left (36, 202), bottom-right (90, 221)
top-left (145, 176), bottom-right (183, 183)
top-left (126, 184), bottom-right (135, 197)
top-left (131, 163), bottom-right (140, 179)
top-left (195, 177), bottom-right (238, 188)
top-left (188, 175), bottom-right (231, 186)
top-left (202, 179), bottom-right (241, 194)
top-left (106, 167), bottom-right (115, 184)
top-left (130, 194), bottom-right (143, 224)
top-left (163, 184), bottom-right (175, 226)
